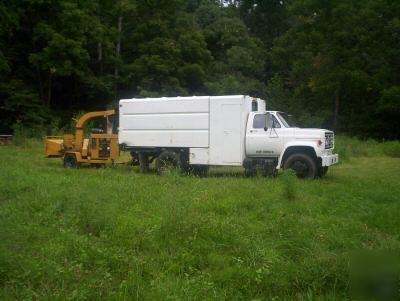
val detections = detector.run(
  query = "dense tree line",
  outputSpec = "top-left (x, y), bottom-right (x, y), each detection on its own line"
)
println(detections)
top-left (0, 0), bottom-right (399, 139)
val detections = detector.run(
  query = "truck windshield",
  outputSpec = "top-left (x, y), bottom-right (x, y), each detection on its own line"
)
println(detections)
top-left (277, 112), bottom-right (298, 128)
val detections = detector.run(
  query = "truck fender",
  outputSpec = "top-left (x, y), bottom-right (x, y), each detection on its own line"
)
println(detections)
top-left (277, 142), bottom-right (319, 169)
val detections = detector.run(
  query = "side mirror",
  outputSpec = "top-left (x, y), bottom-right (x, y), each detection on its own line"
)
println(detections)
top-left (264, 113), bottom-right (273, 131)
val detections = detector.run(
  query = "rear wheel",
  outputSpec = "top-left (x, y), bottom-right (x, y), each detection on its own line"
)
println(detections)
top-left (283, 153), bottom-right (317, 179)
top-left (179, 153), bottom-right (191, 174)
top-left (138, 153), bottom-right (149, 173)
top-left (244, 167), bottom-right (257, 177)
top-left (156, 151), bottom-right (181, 175)
top-left (262, 160), bottom-right (277, 177)
top-left (243, 159), bottom-right (256, 177)
top-left (262, 167), bottom-right (277, 177)
top-left (191, 165), bottom-right (209, 177)
top-left (129, 152), bottom-right (139, 166)
top-left (64, 154), bottom-right (78, 168)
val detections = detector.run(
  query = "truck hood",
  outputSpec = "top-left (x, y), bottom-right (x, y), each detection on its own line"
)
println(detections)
top-left (293, 128), bottom-right (332, 139)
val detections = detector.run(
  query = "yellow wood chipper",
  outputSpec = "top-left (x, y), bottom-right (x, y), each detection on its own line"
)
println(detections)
top-left (44, 110), bottom-right (119, 167)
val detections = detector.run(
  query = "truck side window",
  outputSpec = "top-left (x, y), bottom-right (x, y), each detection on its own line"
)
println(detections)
top-left (272, 115), bottom-right (281, 128)
top-left (253, 114), bottom-right (266, 128)
top-left (253, 114), bottom-right (281, 129)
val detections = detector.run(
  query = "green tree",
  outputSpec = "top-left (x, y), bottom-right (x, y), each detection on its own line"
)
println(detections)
top-left (1, 0), bottom-right (399, 139)
top-left (127, 1), bottom-right (211, 96)
top-left (195, 1), bottom-right (266, 96)
top-left (269, 0), bottom-right (400, 137)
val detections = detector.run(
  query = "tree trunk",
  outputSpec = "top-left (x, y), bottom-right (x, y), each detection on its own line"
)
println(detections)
top-left (98, 42), bottom-right (103, 75)
top-left (46, 70), bottom-right (52, 108)
top-left (96, 1), bottom-right (103, 75)
top-left (333, 90), bottom-right (340, 131)
top-left (36, 67), bottom-right (45, 106)
top-left (114, 15), bottom-right (122, 100)
top-left (115, 15), bottom-right (122, 79)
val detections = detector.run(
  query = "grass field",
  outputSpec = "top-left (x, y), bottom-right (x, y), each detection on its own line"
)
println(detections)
top-left (0, 138), bottom-right (399, 300)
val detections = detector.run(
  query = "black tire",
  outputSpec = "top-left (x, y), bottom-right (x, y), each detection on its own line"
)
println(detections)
top-left (156, 150), bottom-right (181, 175)
top-left (130, 152), bottom-right (139, 166)
top-left (179, 153), bottom-right (191, 174)
top-left (283, 153), bottom-right (317, 179)
top-left (244, 167), bottom-right (256, 177)
top-left (64, 154), bottom-right (78, 168)
top-left (317, 166), bottom-right (328, 177)
top-left (262, 161), bottom-right (277, 177)
top-left (262, 167), bottom-right (277, 177)
top-left (191, 165), bottom-right (209, 177)
top-left (138, 153), bottom-right (149, 173)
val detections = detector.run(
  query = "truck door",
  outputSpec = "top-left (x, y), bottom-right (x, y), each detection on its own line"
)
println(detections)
top-left (246, 113), bottom-right (284, 157)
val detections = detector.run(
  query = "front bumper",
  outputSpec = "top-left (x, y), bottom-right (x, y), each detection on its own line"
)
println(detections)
top-left (321, 153), bottom-right (339, 166)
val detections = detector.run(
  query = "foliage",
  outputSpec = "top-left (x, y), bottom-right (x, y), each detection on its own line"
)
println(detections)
top-left (268, 0), bottom-right (400, 138)
top-left (335, 135), bottom-right (400, 160)
top-left (0, 0), bottom-right (399, 139)
top-left (0, 80), bottom-right (48, 129)
top-left (0, 138), bottom-right (399, 300)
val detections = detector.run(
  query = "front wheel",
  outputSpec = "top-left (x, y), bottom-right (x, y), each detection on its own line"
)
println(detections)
top-left (283, 153), bottom-right (317, 179)
top-left (138, 153), bottom-right (149, 173)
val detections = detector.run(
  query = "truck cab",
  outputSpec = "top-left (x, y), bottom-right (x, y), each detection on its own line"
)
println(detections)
top-left (244, 111), bottom-right (338, 178)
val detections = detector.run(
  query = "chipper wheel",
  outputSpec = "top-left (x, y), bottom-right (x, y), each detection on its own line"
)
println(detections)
top-left (63, 154), bottom-right (79, 168)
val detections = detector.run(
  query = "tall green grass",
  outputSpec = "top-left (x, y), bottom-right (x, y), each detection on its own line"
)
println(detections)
top-left (0, 137), bottom-right (399, 300)
top-left (335, 135), bottom-right (400, 160)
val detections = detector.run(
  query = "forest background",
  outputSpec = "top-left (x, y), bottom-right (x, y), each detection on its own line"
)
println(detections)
top-left (1, 0), bottom-right (399, 139)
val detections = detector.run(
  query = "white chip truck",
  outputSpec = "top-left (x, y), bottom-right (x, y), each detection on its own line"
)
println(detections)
top-left (119, 95), bottom-right (338, 178)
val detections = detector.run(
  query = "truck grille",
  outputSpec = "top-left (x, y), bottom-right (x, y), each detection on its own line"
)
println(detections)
top-left (325, 132), bottom-right (334, 149)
